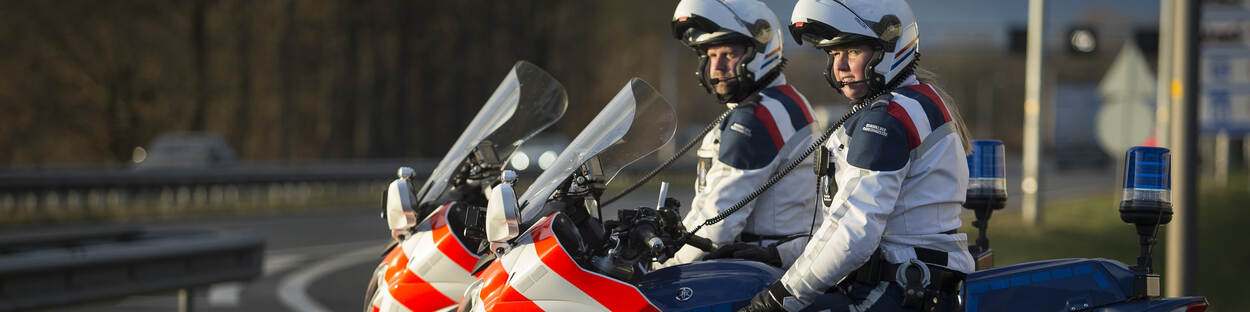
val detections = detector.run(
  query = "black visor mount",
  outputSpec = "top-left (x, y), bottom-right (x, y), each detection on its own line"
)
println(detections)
top-left (790, 19), bottom-right (878, 50)
top-left (674, 15), bottom-right (723, 44)
top-left (789, 19), bottom-right (839, 46)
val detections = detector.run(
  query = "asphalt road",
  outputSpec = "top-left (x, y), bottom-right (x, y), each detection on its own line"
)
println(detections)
top-left (28, 209), bottom-right (389, 312)
top-left (25, 186), bottom-right (690, 312)
top-left (20, 158), bottom-right (1115, 311)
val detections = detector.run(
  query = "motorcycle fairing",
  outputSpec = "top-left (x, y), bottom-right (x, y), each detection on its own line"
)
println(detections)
top-left (637, 260), bottom-right (782, 311)
top-left (372, 203), bottom-right (483, 312)
top-left (518, 78), bottom-right (676, 223)
top-left (473, 212), bottom-right (661, 312)
top-left (963, 258), bottom-right (1141, 312)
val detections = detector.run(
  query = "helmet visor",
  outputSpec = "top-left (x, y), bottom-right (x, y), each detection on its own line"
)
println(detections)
top-left (674, 15), bottom-right (747, 47)
top-left (789, 0), bottom-right (877, 48)
top-left (791, 20), bottom-right (878, 49)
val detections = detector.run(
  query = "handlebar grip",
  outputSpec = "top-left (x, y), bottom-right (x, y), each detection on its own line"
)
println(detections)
top-left (632, 224), bottom-right (664, 252)
top-left (686, 235), bottom-right (716, 252)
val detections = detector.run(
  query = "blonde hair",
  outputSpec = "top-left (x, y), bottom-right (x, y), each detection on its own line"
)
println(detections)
top-left (914, 67), bottom-right (972, 154)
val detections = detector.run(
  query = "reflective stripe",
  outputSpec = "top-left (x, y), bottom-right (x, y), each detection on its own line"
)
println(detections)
top-left (775, 85), bottom-right (815, 124)
top-left (905, 84), bottom-right (952, 122)
top-left (373, 278), bottom-right (416, 312)
top-left (891, 48), bottom-right (915, 70)
top-left (432, 219), bottom-right (478, 272)
top-left (383, 246), bottom-right (456, 311)
top-left (759, 98), bottom-right (796, 143)
top-left (762, 85), bottom-right (815, 131)
top-left (910, 123), bottom-right (955, 160)
top-left (477, 214), bottom-right (659, 311)
top-left (529, 215), bottom-right (660, 312)
top-left (896, 38), bottom-right (919, 58)
top-left (391, 204), bottom-right (483, 309)
top-left (885, 102), bottom-right (921, 149)
top-left (753, 104), bottom-right (786, 150)
top-left (849, 282), bottom-right (891, 312)
top-left (476, 256), bottom-right (543, 311)
top-left (892, 97), bottom-right (932, 140)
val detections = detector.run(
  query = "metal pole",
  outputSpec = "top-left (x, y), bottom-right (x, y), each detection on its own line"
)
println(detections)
top-left (1022, 0), bottom-right (1046, 226)
top-left (1216, 130), bottom-right (1229, 186)
top-left (179, 288), bottom-right (194, 312)
top-left (1166, 0), bottom-right (1198, 297)
top-left (1156, 0), bottom-right (1174, 148)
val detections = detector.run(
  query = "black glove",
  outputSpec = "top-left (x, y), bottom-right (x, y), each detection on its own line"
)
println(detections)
top-left (705, 243), bottom-right (782, 267)
top-left (738, 281), bottom-right (791, 312)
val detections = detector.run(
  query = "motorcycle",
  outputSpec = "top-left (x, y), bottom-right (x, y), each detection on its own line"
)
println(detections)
top-left (460, 132), bottom-right (1212, 311)
top-left (366, 61), bottom-right (568, 312)
top-left (959, 142), bottom-right (1209, 312)
top-left (457, 77), bottom-right (778, 312)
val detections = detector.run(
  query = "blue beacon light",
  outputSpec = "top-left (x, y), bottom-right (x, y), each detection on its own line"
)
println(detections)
top-left (965, 140), bottom-right (1006, 263)
top-left (968, 140), bottom-right (1007, 199)
top-left (1121, 146), bottom-right (1171, 204)
top-left (1119, 146), bottom-right (1172, 274)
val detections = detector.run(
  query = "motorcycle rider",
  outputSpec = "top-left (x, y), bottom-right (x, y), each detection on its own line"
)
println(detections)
top-left (664, 0), bottom-right (820, 269)
top-left (740, 0), bottom-right (975, 310)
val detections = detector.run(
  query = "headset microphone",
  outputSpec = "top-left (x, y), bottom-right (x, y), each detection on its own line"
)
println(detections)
top-left (830, 79), bottom-right (868, 89)
top-left (708, 76), bottom-right (739, 85)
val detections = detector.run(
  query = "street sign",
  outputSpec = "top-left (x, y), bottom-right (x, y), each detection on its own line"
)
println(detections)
top-left (1200, 5), bottom-right (1250, 134)
top-left (1097, 42), bottom-right (1156, 157)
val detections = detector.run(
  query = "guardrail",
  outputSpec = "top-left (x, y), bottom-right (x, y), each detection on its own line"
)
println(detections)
top-left (0, 227), bottom-right (264, 311)
top-left (0, 158), bottom-right (688, 223)
top-left (0, 159), bottom-right (436, 223)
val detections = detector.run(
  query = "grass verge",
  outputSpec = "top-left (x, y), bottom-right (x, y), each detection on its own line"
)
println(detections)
top-left (965, 173), bottom-right (1249, 310)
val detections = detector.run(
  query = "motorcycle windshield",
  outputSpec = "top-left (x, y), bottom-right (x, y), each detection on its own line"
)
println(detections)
top-left (417, 61), bottom-right (568, 205)
top-left (518, 78), bottom-right (675, 222)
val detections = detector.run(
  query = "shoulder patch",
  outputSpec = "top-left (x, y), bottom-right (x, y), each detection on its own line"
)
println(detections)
top-left (861, 123), bottom-right (889, 137)
top-left (846, 108), bottom-right (912, 171)
top-left (718, 107), bottom-right (780, 170)
top-left (729, 122), bottom-right (753, 136)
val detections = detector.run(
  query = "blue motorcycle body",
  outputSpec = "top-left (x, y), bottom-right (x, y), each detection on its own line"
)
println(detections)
top-left (639, 259), bottom-right (783, 311)
top-left (964, 258), bottom-right (1206, 312)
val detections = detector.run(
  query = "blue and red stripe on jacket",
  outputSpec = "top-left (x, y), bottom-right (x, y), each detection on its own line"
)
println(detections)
top-left (843, 83), bottom-right (954, 171)
top-left (718, 85), bottom-right (816, 170)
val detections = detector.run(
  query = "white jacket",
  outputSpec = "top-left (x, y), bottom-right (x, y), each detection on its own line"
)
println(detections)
top-left (777, 77), bottom-right (975, 310)
top-left (669, 75), bottom-right (820, 269)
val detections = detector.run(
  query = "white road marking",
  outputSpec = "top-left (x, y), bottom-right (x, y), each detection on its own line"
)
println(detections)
top-left (207, 282), bottom-right (243, 307)
top-left (277, 244), bottom-right (381, 312)
top-left (106, 238), bottom-right (390, 310)
top-left (264, 253), bottom-right (306, 276)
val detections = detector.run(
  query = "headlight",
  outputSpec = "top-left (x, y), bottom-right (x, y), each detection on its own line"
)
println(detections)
top-left (538, 151), bottom-right (558, 170)
top-left (510, 152), bottom-right (530, 171)
top-left (457, 278), bottom-right (486, 312)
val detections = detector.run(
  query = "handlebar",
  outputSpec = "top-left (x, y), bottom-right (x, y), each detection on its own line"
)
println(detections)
top-left (630, 222), bottom-right (664, 254)
top-left (684, 234), bottom-right (716, 252)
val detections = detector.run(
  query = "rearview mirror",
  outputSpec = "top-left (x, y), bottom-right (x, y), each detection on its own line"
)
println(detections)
top-left (485, 170), bottom-right (520, 250)
top-left (385, 167), bottom-right (418, 238)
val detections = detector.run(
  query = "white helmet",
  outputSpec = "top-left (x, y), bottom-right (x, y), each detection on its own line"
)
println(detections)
top-left (672, 0), bottom-right (785, 103)
top-left (789, 0), bottom-right (919, 99)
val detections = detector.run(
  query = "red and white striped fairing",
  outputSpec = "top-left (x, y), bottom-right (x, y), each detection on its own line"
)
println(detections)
top-left (469, 212), bottom-right (660, 312)
top-left (370, 202), bottom-right (484, 312)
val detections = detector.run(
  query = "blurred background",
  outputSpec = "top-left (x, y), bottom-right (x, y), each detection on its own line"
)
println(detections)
top-left (0, 0), bottom-right (1246, 311)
